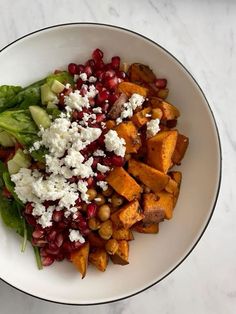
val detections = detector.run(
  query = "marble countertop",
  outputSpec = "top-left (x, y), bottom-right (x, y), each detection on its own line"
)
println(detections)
top-left (0, 0), bottom-right (235, 313)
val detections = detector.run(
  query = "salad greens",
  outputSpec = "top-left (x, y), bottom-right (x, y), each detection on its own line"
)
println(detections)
top-left (0, 70), bottom-right (73, 268)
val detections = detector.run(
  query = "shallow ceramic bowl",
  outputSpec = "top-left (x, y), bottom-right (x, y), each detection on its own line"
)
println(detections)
top-left (0, 23), bottom-right (221, 305)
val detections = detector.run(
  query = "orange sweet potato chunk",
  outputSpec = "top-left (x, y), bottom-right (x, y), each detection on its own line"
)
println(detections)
top-left (110, 240), bottom-right (129, 265)
top-left (112, 227), bottom-right (134, 241)
top-left (115, 121), bottom-right (141, 153)
top-left (128, 159), bottom-right (169, 193)
top-left (147, 130), bottom-right (178, 173)
top-left (169, 171), bottom-right (182, 206)
top-left (118, 200), bottom-right (144, 229)
top-left (105, 120), bottom-right (116, 130)
top-left (172, 134), bottom-right (189, 165)
top-left (89, 248), bottom-right (109, 272)
top-left (142, 193), bottom-right (165, 223)
top-left (128, 63), bottom-right (156, 83)
top-left (106, 167), bottom-right (142, 201)
top-left (131, 107), bottom-right (152, 128)
top-left (150, 98), bottom-right (180, 120)
top-left (132, 222), bottom-right (159, 234)
top-left (118, 82), bottom-right (148, 98)
top-left (71, 242), bottom-right (90, 279)
top-left (156, 191), bottom-right (175, 220)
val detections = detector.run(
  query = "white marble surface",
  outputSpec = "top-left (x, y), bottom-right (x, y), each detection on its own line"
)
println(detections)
top-left (0, 0), bottom-right (235, 313)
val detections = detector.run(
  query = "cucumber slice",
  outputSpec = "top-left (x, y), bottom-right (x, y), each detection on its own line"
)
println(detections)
top-left (7, 149), bottom-right (31, 174)
top-left (29, 106), bottom-right (51, 129)
top-left (41, 83), bottom-right (57, 105)
top-left (0, 131), bottom-right (16, 147)
top-left (47, 102), bottom-right (58, 109)
top-left (50, 80), bottom-right (65, 94)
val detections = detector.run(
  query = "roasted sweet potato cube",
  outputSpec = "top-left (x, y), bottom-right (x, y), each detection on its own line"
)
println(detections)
top-left (70, 242), bottom-right (90, 279)
top-left (105, 120), bottom-right (116, 130)
top-left (172, 134), bottom-right (189, 165)
top-left (132, 222), bottom-right (159, 234)
top-left (115, 121), bottom-right (141, 153)
top-left (131, 107), bottom-right (152, 128)
top-left (89, 248), bottom-right (109, 272)
top-left (111, 209), bottom-right (122, 228)
top-left (142, 193), bottom-right (165, 223)
top-left (128, 159), bottom-right (169, 193)
top-left (150, 98), bottom-right (179, 120)
top-left (106, 167), bottom-right (142, 201)
top-left (110, 240), bottom-right (129, 265)
top-left (147, 130), bottom-right (178, 173)
top-left (87, 232), bottom-right (106, 248)
top-left (156, 191), bottom-right (175, 220)
top-left (118, 82), bottom-right (148, 98)
top-left (112, 227), bottom-right (134, 240)
top-left (128, 63), bottom-right (156, 83)
top-left (118, 200), bottom-right (144, 229)
top-left (169, 171), bottom-right (182, 206)
top-left (165, 178), bottom-right (179, 196)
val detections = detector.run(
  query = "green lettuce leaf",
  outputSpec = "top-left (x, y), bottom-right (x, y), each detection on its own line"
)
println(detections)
top-left (0, 85), bottom-right (23, 112)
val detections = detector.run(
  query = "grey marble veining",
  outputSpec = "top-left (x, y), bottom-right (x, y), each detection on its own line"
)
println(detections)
top-left (0, 0), bottom-right (236, 313)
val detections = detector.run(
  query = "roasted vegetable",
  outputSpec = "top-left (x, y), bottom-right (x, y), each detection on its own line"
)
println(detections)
top-left (172, 133), bottom-right (189, 165)
top-left (128, 159), bottom-right (169, 193)
top-left (156, 191), bottom-right (175, 220)
top-left (115, 121), bottom-right (141, 153)
top-left (108, 93), bottom-right (127, 119)
top-left (132, 222), bottom-right (159, 234)
top-left (112, 227), bottom-right (134, 241)
top-left (87, 232), bottom-right (106, 248)
top-left (106, 167), bottom-right (142, 201)
top-left (142, 193), bottom-right (165, 224)
top-left (147, 130), bottom-right (178, 173)
top-left (128, 63), bottom-right (156, 83)
top-left (169, 171), bottom-right (182, 206)
top-left (118, 82), bottom-right (148, 98)
top-left (131, 107), bottom-right (152, 128)
top-left (89, 248), bottom-right (109, 272)
top-left (110, 240), bottom-right (129, 265)
top-left (71, 242), bottom-right (90, 279)
top-left (150, 98), bottom-right (180, 120)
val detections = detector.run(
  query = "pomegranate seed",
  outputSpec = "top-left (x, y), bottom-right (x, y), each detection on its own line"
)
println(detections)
top-left (32, 230), bottom-right (44, 239)
top-left (108, 93), bottom-right (119, 104)
top-left (77, 64), bottom-right (85, 73)
top-left (92, 157), bottom-right (100, 169)
top-left (96, 172), bottom-right (106, 181)
top-left (111, 56), bottom-right (120, 69)
top-left (56, 253), bottom-right (65, 262)
top-left (84, 65), bottom-right (93, 77)
top-left (92, 48), bottom-right (104, 61)
top-left (25, 203), bottom-right (33, 214)
top-left (40, 248), bottom-right (48, 257)
top-left (154, 78), bottom-right (167, 89)
top-left (95, 70), bottom-right (104, 81)
top-left (68, 63), bottom-right (78, 75)
top-left (32, 238), bottom-right (47, 247)
top-left (97, 134), bottom-right (105, 145)
top-left (42, 256), bottom-right (54, 266)
top-left (96, 113), bottom-right (106, 123)
top-left (25, 215), bottom-right (37, 227)
top-left (104, 63), bottom-right (113, 71)
top-left (81, 228), bottom-right (91, 236)
top-left (105, 76), bottom-right (118, 90)
top-left (78, 219), bottom-right (87, 231)
top-left (97, 90), bottom-right (109, 103)
top-left (104, 70), bottom-right (116, 79)
top-left (74, 240), bottom-right (84, 249)
top-left (62, 241), bottom-right (74, 253)
top-left (101, 102), bottom-right (110, 113)
top-left (117, 71), bottom-right (126, 79)
top-left (76, 78), bottom-right (83, 89)
top-left (110, 155), bottom-right (124, 167)
top-left (87, 203), bottom-right (98, 218)
top-left (87, 177), bottom-right (94, 188)
top-left (89, 98), bottom-right (95, 106)
top-left (52, 210), bottom-right (63, 222)
top-left (86, 59), bottom-right (96, 68)
top-left (57, 221), bottom-right (68, 230)
top-left (58, 93), bottom-right (65, 107)
top-left (95, 82), bottom-right (104, 91)
top-left (47, 230), bottom-right (57, 242)
top-left (55, 233), bottom-right (64, 248)
top-left (94, 59), bottom-right (105, 70)
top-left (80, 86), bottom-right (87, 96)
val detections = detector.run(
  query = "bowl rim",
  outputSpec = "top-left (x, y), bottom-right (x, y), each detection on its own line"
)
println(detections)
top-left (0, 22), bottom-right (222, 306)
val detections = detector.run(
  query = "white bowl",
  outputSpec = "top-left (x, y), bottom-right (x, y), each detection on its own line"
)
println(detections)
top-left (0, 23), bottom-right (221, 305)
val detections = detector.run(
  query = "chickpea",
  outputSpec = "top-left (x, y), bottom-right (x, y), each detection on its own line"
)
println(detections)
top-left (151, 108), bottom-right (163, 120)
top-left (125, 153), bottom-right (131, 161)
top-left (94, 193), bottom-right (106, 206)
top-left (111, 194), bottom-right (124, 208)
top-left (87, 188), bottom-right (97, 201)
top-left (98, 204), bottom-right (111, 222)
top-left (144, 186), bottom-right (151, 193)
top-left (105, 239), bottom-right (119, 255)
top-left (88, 217), bottom-right (101, 230)
top-left (98, 220), bottom-right (113, 240)
top-left (102, 185), bottom-right (113, 197)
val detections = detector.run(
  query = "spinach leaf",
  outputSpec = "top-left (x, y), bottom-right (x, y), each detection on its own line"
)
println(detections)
top-left (0, 85), bottom-right (23, 112)
top-left (46, 71), bottom-right (74, 86)
top-left (2, 171), bottom-right (23, 206)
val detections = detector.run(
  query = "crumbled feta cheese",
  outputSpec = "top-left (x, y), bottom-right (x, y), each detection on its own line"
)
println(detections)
top-left (129, 93), bottom-right (145, 110)
top-left (88, 76), bottom-right (97, 83)
top-left (104, 130), bottom-right (126, 157)
top-left (146, 119), bottom-right (160, 138)
top-left (92, 107), bottom-right (102, 113)
top-left (69, 229), bottom-right (85, 243)
top-left (64, 149), bottom-right (84, 168)
top-left (116, 93), bottom-right (145, 124)
top-left (77, 180), bottom-right (89, 202)
top-left (32, 203), bottom-right (46, 217)
top-left (87, 85), bottom-right (98, 98)
top-left (93, 149), bottom-right (106, 157)
top-left (97, 181), bottom-right (108, 191)
top-left (79, 73), bottom-right (88, 81)
top-left (64, 90), bottom-right (90, 111)
top-left (97, 163), bottom-right (110, 173)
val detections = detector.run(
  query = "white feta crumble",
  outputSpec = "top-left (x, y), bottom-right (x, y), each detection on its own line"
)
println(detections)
top-left (69, 229), bottom-right (85, 243)
top-left (116, 93), bottom-right (145, 124)
top-left (97, 163), bottom-right (110, 173)
top-left (37, 206), bottom-right (55, 228)
top-left (92, 107), bottom-right (102, 113)
top-left (88, 76), bottom-right (97, 83)
top-left (146, 118), bottom-right (160, 138)
top-left (77, 180), bottom-right (89, 202)
top-left (104, 130), bottom-right (126, 157)
top-left (96, 181), bottom-right (108, 191)
top-left (64, 90), bottom-right (90, 111)
top-left (79, 72), bottom-right (88, 81)
top-left (86, 85), bottom-right (98, 98)
top-left (64, 149), bottom-right (84, 168)
top-left (93, 149), bottom-right (106, 157)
